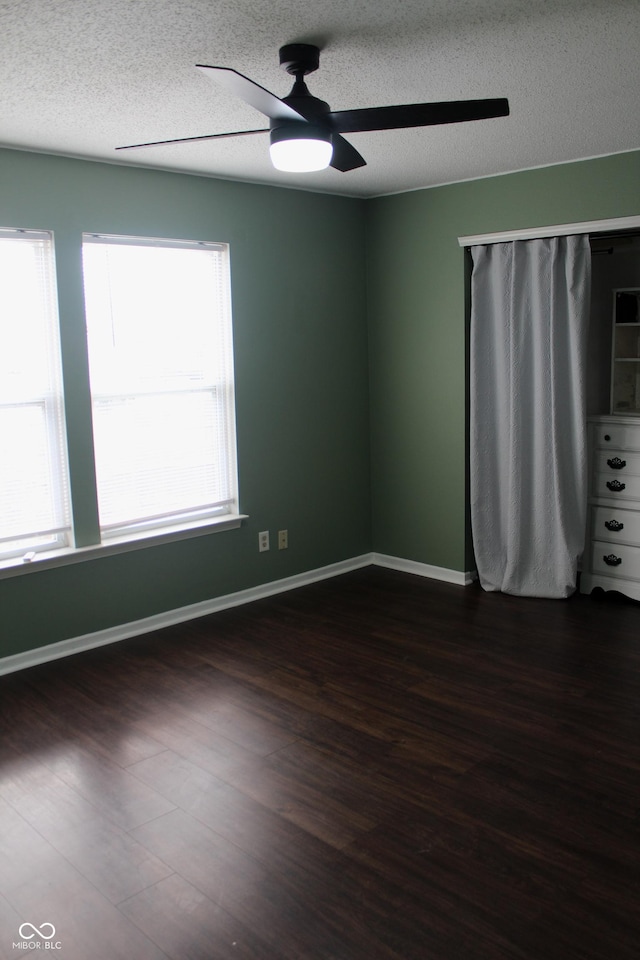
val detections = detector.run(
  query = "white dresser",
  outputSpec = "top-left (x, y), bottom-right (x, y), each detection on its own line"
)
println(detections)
top-left (581, 415), bottom-right (640, 601)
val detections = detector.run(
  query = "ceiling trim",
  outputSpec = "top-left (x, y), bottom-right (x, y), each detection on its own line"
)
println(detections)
top-left (458, 215), bottom-right (640, 248)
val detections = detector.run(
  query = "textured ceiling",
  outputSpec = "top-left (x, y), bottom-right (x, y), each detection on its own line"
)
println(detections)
top-left (2, 0), bottom-right (639, 198)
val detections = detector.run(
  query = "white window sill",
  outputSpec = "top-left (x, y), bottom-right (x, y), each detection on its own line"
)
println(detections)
top-left (0, 514), bottom-right (248, 581)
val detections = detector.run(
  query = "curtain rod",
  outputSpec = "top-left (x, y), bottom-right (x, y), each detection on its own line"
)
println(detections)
top-left (458, 215), bottom-right (640, 248)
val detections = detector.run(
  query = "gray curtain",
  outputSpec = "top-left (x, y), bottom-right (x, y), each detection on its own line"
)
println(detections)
top-left (470, 235), bottom-right (591, 598)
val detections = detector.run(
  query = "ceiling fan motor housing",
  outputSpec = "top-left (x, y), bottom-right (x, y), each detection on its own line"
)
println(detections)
top-left (278, 88), bottom-right (331, 125)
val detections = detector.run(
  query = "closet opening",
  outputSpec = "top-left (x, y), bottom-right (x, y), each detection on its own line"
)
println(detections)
top-left (461, 218), bottom-right (640, 598)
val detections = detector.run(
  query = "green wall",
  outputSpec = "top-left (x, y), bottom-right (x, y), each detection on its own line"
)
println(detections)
top-left (366, 151), bottom-right (640, 573)
top-left (0, 148), bottom-right (371, 657)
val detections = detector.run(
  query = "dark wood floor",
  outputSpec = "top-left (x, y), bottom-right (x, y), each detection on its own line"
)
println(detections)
top-left (1, 567), bottom-right (639, 960)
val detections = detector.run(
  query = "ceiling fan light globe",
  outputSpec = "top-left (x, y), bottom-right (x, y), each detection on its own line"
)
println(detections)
top-left (269, 126), bottom-right (333, 172)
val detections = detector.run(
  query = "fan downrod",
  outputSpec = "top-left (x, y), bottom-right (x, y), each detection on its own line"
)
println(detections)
top-left (279, 43), bottom-right (320, 77)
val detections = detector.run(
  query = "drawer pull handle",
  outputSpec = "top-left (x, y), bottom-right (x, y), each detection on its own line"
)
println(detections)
top-left (607, 457), bottom-right (626, 470)
top-left (606, 480), bottom-right (626, 492)
top-left (603, 554), bottom-right (622, 567)
top-left (604, 519), bottom-right (624, 531)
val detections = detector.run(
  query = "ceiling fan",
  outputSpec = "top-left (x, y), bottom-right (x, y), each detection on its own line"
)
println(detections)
top-left (117, 43), bottom-right (509, 173)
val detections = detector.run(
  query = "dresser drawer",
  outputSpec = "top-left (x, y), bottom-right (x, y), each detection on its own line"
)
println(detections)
top-left (593, 420), bottom-right (640, 451)
top-left (589, 540), bottom-right (640, 581)
top-left (594, 450), bottom-right (640, 477)
top-left (594, 449), bottom-right (640, 477)
top-left (593, 472), bottom-right (640, 501)
top-left (590, 505), bottom-right (640, 545)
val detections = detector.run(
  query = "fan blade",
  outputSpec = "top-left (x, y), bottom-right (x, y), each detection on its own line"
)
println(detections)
top-left (196, 64), bottom-right (306, 122)
top-left (330, 134), bottom-right (366, 172)
top-left (116, 129), bottom-right (268, 151)
top-left (330, 98), bottom-right (509, 134)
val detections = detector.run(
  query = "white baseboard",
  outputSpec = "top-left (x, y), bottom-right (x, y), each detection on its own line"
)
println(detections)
top-left (0, 552), bottom-right (472, 677)
top-left (373, 552), bottom-right (476, 586)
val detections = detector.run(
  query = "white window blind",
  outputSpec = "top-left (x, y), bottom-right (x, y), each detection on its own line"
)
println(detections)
top-left (0, 228), bottom-right (72, 560)
top-left (81, 234), bottom-right (238, 541)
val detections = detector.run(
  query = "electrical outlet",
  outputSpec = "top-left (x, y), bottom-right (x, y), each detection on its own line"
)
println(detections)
top-left (258, 530), bottom-right (269, 552)
top-left (278, 529), bottom-right (288, 550)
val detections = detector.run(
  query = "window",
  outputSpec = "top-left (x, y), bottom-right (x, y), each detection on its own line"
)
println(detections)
top-left (0, 228), bottom-right (71, 562)
top-left (0, 228), bottom-right (240, 574)
top-left (81, 234), bottom-right (239, 541)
